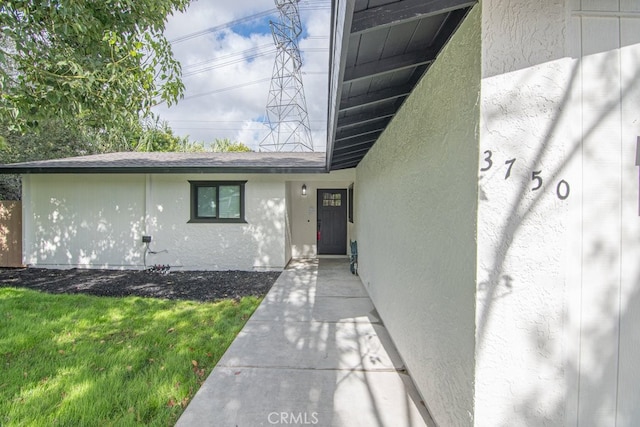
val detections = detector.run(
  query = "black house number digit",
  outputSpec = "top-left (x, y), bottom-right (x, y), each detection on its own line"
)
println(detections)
top-left (556, 180), bottom-right (570, 200)
top-left (504, 158), bottom-right (516, 179)
top-left (531, 170), bottom-right (543, 191)
top-left (481, 150), bottom-right (493, 172)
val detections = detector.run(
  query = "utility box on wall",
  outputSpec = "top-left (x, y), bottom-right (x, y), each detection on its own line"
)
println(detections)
top-left (0, 201), bottom-right (22, 267)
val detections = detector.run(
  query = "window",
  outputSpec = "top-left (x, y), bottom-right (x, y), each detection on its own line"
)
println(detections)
top-left (322, 192), bottom-right (342, 207)
top-left (348, 184), bottom-right (354, 223)
top-left (189, 181), bottom-right (247, 223)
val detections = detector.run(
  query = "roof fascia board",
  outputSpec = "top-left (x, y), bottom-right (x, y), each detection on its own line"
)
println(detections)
top-left (0, 166), bottom-right (329, 175)
top-left (326, 0), bottom-right (356, 172)
top-left (350, 0), bottom-right (476, 35)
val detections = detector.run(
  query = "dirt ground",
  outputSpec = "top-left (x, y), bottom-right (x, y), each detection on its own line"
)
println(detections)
top-left (0, 267), bottom-right (281, 302)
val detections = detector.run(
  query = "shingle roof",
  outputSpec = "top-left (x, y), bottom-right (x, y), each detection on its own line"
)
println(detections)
top-left (0, 151), bottom-right (328, 174)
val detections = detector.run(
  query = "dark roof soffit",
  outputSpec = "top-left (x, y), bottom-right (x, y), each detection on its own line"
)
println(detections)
top-left (350, 0), bottom-right (476, 34)
top-left (342, 47), bottom-right (437, 83)
top-left (327, 0), bottom-right (477, 171)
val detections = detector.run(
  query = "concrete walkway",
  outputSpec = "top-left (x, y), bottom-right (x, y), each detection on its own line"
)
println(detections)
top-left (176, 258), bottom-right (433, 427)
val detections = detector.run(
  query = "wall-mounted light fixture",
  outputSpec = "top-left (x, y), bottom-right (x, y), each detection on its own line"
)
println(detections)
top-left (301, 184), bottom-right (307, 197)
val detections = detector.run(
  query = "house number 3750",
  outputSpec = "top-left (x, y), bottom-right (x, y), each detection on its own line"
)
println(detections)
top-left (480, 150), bottom-right (570, 200)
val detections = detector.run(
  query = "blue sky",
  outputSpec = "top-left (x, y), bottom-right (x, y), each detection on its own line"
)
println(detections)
top-left (152, 0), bottom-right (331, 151)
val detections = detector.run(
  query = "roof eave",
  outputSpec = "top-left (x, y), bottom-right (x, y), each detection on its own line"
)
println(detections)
top-left (326, 0), bottom-right (356, 172)
top-left (0, 166), bottom-right (329, 175)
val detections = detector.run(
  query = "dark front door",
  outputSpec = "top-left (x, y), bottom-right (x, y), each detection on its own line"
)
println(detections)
top-left (317, 189), bottom-right (347, 255)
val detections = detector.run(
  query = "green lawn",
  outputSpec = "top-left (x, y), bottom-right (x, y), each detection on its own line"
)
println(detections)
top-left (0, 287), bottom-right (261, 426)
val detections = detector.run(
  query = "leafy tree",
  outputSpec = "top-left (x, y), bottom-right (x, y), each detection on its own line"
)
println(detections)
top-left (0, 0), bottom-right (190, 138)
top-left (0, 120), bottom-right (110, 199)
top-left (0, 121), bottom-right (105, 164)
top-left (211, 138), bottom-right (253, 152)
top-left (135, 119), bottom-right (204, 153)
top-left (0, 119), bottom-right (205, 199)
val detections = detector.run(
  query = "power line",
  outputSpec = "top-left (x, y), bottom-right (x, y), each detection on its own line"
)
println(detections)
top-left (182, 50), bottom-right (328, 78)
top-left (169, 119), bottom-right (326, 123)
top-left (181, 46), bottom-right (327, 70)
top-left (180, 77), bottom-right (272, 101)
top-left (171, 126), bottom-right (326, 131)
top-left (169, 2), bottom-right (330, 45)
top-left (183, 49), bottom-right (277, 77)
top-left (182, 44), bottom-right (273, 70)
top-left (169, 9), bottom-right (277, 44)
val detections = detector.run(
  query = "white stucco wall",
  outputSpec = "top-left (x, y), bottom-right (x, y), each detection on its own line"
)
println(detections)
top-left (476, 1), bottom-right (574, 425)
top-left (23, 174), bottom-right (146, 268)
top-left (22, 171), bottom-right (354, 271)
top-left (477, 0), bottom-right (640, 425)
top-left (287, 170), bottom-right (355, 258)
top-left (354, 6), bottom-right (481, 426)
top-left (144, 174), bottom-right (287, 270)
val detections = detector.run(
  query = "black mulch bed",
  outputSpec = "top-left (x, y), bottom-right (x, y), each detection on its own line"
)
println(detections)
top-left (0, 267), bottom-right (281, 302)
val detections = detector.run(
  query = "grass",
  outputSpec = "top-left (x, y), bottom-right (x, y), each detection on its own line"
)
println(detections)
top-left (0, 288), bottom-right (261, 426)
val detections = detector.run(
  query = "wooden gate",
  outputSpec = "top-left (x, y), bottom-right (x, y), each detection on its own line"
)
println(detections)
top-left (0, 201), bottom-right (22, 267)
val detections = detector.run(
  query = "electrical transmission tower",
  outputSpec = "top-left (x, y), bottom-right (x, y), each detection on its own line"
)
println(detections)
top-left (259, 0), bottom-right (314, 152)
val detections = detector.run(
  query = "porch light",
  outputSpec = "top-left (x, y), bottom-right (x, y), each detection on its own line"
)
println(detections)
top-left (302, 184), bottom-right (307, 196)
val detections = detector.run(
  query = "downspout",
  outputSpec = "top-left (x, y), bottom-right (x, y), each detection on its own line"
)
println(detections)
top-left (144, 174), bottom-right (152, 266)
top-left (21, 175), bottom-right (31, 267)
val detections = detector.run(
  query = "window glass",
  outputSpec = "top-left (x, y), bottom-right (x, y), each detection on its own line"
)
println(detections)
top-left (189, 180), bottom-right (246, 223)
top-left (197, 186), bottom-right (217, 217)
top-left (219, 185), bottom-right (241, 219)
top-left (323, 192), bottom-right (341, 207)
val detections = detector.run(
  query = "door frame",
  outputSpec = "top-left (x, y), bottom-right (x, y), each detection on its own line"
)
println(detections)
top-left (316, 188), bottom-right (348, 255)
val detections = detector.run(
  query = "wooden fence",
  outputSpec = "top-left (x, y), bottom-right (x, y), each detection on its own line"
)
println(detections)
top-left (0, 201), bottom-right (22, 267)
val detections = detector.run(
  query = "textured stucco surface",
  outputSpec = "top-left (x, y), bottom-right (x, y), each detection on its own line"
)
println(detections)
top-left (354, 6), bottom-right (481, 426)
top-left (22, 171), bottom-right (354, 270)
top-left (477, 0), bottom-right (640, 426)
top-left (146, 174), bottom-right (287, 270)
top-left (477, 0), bottom-right (574, 425)
top-left (23, 174), bottom-right (147, 268)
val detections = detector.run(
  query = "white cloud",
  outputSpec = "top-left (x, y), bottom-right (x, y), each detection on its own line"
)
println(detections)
top-left (153, 0), bottom-right (330, 151)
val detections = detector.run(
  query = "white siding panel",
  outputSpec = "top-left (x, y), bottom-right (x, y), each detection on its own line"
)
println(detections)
top-left (581, 0), bottom-right (620, 11)
top-left (578, 17), bottom-right (622, 427)
top-left (621, 0), bottom-right (640, 12)
top-left (616, 17), bottom-right (640, 427)
top-left (564, 15), bottom-right (586, 427)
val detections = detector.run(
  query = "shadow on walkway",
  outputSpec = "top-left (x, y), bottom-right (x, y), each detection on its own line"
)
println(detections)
top-left (176, 258), bottom-right (433, 427)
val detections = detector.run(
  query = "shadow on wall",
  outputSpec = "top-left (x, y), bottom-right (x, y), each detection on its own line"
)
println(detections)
top-left (478, 43), bottom-right (640, 425)
top-left (244, 198), bottom-right (285, 270)
top-left (28, 197), bottom-right (149, 269)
